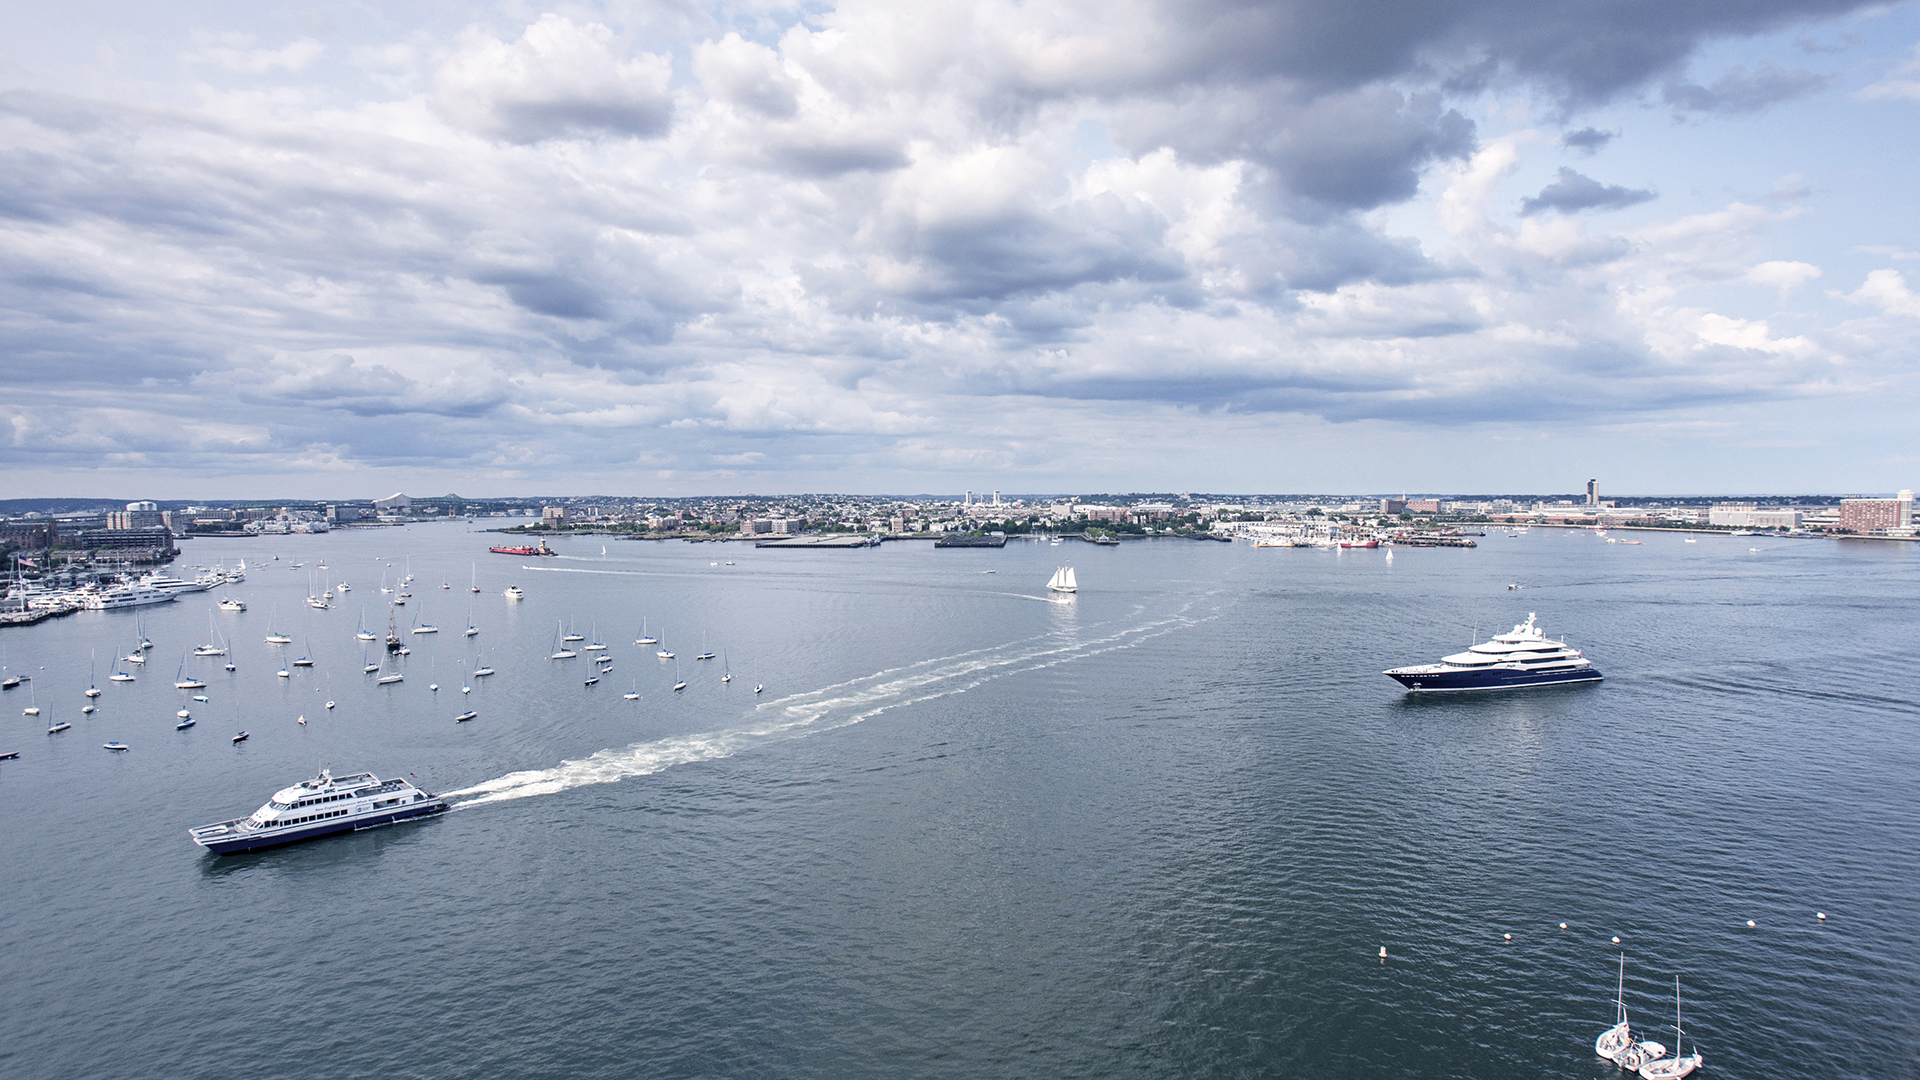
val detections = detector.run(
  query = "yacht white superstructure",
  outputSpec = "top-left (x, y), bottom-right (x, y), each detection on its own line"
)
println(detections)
top-left (1386, 613), bottom-right (1603, 692)
top-left (79, 584), bottom-right (177, 610)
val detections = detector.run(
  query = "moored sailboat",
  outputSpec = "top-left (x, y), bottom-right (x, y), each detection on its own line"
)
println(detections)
top-left (1596, 955), bottom-right (1668, 1070)
top-left (1637, 978), bottom-right (1703, 1079)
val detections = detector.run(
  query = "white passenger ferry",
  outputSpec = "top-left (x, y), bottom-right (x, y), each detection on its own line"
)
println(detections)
top-left (188, 769), bottom-right (449, 854)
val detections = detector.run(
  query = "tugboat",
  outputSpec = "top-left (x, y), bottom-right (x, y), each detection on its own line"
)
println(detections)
top-left (1384, 613), bottom-right (1603, 692)
top-left (187, 768), bottom-right (449, 854)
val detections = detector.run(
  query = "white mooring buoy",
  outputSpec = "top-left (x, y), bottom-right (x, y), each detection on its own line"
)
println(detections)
top-left (1503, 933), bottom-right (1512, 941)
top-left (1611, 936), bottom-right (1621, 944)
top-left (1817, 912), bottom-right (1827, 921)
top-left (1559, 922), bottom-right (1568, 930)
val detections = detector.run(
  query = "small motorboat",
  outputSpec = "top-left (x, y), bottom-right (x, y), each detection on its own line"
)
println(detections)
top-left (176, 708), bottom-right (191, 719)
top-left (454, 711), bottom-right (477, 723)
top-left (193, 694), bottom-right (208, 702)
top-left (231, 731), bottom-right (249, 744)
top-left (103, 741), bottom-right (129, 751)
top-left (81, 704), bottom-right (96, 714)
top-left (325, 700), bottom-right (335, 710)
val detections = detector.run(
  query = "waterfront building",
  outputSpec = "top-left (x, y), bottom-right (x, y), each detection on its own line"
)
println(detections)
top-left (542, 506), bottom-right (570, 527)
top-left (1838, 490), bottom-right (1913, 532)
top-left (75, 526), bottom-right (177, 559)
top-left (105, 502), bottom-right (165, 530)
top-left (1709, 505), bottom-right (1802, 529)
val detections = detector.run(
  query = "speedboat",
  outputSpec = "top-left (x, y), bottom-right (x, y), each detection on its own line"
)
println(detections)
top-left (1385, 613), bottom-right (1602, 692)
top-left (187, 768), bottom-right (449, 854)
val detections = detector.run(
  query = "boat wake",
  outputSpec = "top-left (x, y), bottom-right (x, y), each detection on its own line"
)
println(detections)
top-left (442, 611), bottom-right (1200, 808)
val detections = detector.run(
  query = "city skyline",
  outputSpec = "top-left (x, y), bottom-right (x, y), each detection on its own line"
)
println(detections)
top-left (5, 1), bottom-right (1920, 497)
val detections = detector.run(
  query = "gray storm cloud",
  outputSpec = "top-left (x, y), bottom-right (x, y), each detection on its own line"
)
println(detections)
top-left (0, 0), bottom-right (1907, 492)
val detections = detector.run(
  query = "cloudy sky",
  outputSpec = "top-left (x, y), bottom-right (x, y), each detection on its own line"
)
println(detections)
top-left (3, 0), bottom-right (1918, 498)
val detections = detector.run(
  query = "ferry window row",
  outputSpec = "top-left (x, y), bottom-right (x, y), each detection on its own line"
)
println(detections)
top-left (274, 808), bottom-right (350, 827)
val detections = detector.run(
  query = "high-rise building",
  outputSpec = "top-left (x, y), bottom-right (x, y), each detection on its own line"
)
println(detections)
top-left (1586, 480), bottom-right (1598, 508)
top-left (1837, 491), bottom-right (1913, 532)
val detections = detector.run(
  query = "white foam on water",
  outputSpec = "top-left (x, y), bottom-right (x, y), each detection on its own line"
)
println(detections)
top-left (443, 609), bottom-right (1202, 808)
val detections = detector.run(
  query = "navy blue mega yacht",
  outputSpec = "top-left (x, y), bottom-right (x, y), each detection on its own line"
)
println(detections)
top-left (1385, 613), bottom-right (1602, 692)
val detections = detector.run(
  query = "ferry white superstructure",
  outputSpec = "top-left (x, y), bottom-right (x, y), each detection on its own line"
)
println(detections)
top-left (188, 769), bottom-right (448, 854)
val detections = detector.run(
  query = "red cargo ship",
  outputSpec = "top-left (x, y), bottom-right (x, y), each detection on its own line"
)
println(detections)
top-left (488, 538), bottom-right (557, 556)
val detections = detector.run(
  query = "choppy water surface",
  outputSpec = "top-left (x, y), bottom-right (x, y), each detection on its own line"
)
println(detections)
top-left (0, 525), bottom-right (1914, 1079)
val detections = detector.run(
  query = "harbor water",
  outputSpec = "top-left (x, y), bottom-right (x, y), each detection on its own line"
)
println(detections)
top-left (0, 525), bottom-right (1915, 1078)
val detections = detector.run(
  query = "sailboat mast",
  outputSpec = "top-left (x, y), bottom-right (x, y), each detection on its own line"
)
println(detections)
top-left (1674, 975), bottom-right (1683, 1055)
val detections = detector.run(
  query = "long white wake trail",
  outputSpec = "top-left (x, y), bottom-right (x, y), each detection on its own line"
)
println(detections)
top-left (442, 610), bottom-right (1199, 808)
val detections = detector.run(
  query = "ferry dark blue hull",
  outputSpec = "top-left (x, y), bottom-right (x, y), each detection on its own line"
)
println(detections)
top-left (1387, 666), bottom-right (1603, 692)
top-left (192, 801), bottom-right (448, 855)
